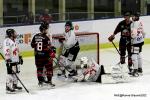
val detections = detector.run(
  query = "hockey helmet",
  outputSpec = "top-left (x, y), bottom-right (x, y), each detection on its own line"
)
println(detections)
top-left (123, 11), bottom-right (131, 16)
top-left (133, 12), bottom-right (140, 17)
top-left (80, 57), bottom-right (88, 68)
top-left (6, 29), bottom-right (15, 38)
top-left (132, 12), bottom-right (140, 21)
top-left (39, 21), bottom-right (49, 32)
top-left (65, 20), bottom-right (73, 30)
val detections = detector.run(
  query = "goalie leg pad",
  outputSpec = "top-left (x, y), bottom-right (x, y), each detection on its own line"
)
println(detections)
top-left (101, 73), bottom-right (130, 84)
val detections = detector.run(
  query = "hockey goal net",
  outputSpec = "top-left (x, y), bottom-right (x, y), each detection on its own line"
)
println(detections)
top-left (52, 32), bottom-right (100, 65)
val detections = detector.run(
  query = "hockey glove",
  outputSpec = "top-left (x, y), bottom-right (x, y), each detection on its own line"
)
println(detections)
top-left (58, 38), bottom-right (65, 43)
top-left (19, 56), bottom-right (23, 65)
top-left (108, 35), bottom-right (115, 42)
top-left (6, 59), bottom-right (12, 64)
top-left (50, 46), bottom-right (56, 53)
top-left (50, 52), bottom-right (56, 58)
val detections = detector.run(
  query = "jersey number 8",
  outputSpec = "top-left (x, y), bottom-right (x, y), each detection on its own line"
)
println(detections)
top-left (37, 42), bottom-right (43, 51)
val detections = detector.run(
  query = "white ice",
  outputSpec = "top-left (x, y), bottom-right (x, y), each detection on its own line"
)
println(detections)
top-left (0, 44), bottom-right (150, 100)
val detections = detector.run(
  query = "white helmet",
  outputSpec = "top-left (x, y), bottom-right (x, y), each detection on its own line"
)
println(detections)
top-left (80, 57), bottom-right (88, 68)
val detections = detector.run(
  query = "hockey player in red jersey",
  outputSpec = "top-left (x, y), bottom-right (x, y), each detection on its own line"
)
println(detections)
top-left (3, 29), bottom-right (23, 93)
top-left (57, 21), bottom-right (80, 78)
top-left (31, 21), bottom-right (55, 87)
top-left (108, 12), bottom-right (132, 72)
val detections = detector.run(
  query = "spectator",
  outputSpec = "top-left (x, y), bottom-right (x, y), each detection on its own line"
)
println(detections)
top-left (22, 11), bottom-right (34, 24)
top-left (39, 9), bottom-right (52, 23)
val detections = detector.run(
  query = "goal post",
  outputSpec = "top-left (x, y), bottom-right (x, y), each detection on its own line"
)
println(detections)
top-left (52, 32), bottom-right (100, 65)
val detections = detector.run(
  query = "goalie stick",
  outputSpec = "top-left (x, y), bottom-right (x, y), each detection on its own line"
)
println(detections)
top-left (0, 52), bottom-right (29, 93)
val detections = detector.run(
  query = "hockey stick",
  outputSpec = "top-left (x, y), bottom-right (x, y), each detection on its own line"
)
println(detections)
top-left (53, 57), bottom-right (68, 78)
top-left (0, 53), bottom-right (29, 93)
top-left (111, 41), bottom-right (121, 55)
top-left (111, 41), bottom-right (129, 65)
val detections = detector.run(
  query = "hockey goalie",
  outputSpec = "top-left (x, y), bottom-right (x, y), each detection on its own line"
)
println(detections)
top-left (72, 57), bottom-right (130, 83)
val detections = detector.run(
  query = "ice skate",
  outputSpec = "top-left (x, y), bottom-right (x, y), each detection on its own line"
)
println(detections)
top-left (6, 86), bottom-right (16, 94)
top-left (68, 70), bottom-right (77, 78)
top-left (57, 69), bottom-right (67, 78)
top-left (38, 81), bottom-right (44, 87)
top-left (45, 81), bottom-right (55, 88)
top-left (138, 68), bottom-right (143, 76)
top-left (13, 84), bottom-right (22, 91)
top-left (129, 69), bottom-right (139, 77)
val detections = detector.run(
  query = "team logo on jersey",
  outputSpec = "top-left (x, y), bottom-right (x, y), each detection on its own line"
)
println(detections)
top-left (13, 48), bottom-right (18, 56)
top-left (122, 29), bottom-right (130, 36)
top-left (121, 25), bottom-right (124, 28)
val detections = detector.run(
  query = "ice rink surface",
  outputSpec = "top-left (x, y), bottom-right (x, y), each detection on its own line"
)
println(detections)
top-left (0, 44), bottom-right (150, 100)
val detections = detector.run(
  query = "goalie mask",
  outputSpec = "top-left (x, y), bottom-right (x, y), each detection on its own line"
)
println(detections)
top-left (80, 57), bottom-right (88, 68)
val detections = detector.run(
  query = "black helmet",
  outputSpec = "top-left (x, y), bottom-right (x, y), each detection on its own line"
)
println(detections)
top-left (123, 11), bottom-right (131, 16)
top-left (39, 21), bottom-right (49, 32)
top-left (6, 29), bottom-right (15, 38)
top-left (133, 12), bottom-right (140, 21)
top-left (133, 12), bottom-right (140, 17)
top-left (65, 21), bottom-right (73, 30)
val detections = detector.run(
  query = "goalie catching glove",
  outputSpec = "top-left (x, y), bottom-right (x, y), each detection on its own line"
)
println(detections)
top-left (108, 34), bottom-right (115, 42)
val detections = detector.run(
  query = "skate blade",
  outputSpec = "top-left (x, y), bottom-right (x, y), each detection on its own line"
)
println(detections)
top-left (15, 89), bottom-right (23, 92)
top-left (138, 73), bottom-right (143, 76)
top-left (129, 74), bottom-right (139, 77)
top-left (6, 91), bottom-right (16, 94)
top-left (38, 84), bottom-right (55, 90)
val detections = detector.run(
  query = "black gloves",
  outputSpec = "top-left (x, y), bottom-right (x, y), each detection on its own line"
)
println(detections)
top-left (6, 59), bottom-right (12, 63)
top-left (19, 56), bottom-right (23, 65)
top-left (50, 46), bottom-right (56, 53)
top-left (58, 38), bottom-right (65, 43)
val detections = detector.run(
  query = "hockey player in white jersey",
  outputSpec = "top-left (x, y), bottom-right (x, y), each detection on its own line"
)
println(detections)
top-left (73, 57), bottom-right (130, 83)
top-left (57, 21), bottom-right (80, 78)
top-left (130, 12), bottom-right (145, 76)
top-left (72, 57), bottom-right (105, 82)
top-left (3, 29), bottom-right (23, 93)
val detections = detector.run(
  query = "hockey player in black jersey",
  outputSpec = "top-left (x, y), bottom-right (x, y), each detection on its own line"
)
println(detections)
top-left (31, 21), bottom-right (55, 87)
top-left (108, 12), bottom-right (132, 72)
